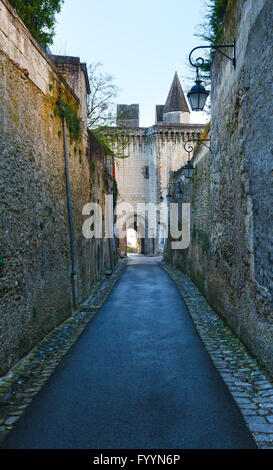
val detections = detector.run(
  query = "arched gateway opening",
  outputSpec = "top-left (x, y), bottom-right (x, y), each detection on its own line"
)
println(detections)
top-left (126, 215), bottom-right (145, 255)
top-left (116, 213), bottom-right (146, 257)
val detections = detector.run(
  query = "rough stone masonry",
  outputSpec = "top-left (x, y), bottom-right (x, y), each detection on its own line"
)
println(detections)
top-left (165, 0), bottom-right (273, 377)
top-left (0, 0), bottom-right (116, 377)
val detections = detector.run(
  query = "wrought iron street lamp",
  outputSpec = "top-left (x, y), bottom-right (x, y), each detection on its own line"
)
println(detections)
top-left (181, 138), bottom-right (211, 179)
top-left (164, 173), bottom-right (184, 201)
top-left (187, 68), bottom-right (209, 112)
top-left (182, 160), bottom-right (195, 179)
top-left (187, 40), bottom-right (236, 111)
top-left (166, 191), bottom-right (172, 202)
top-left (176, 186), bottom-right (182, 196)
top-left (182, 140), bottom-right (196, 179)
top-left (184, 138), bottom-right (211, 152)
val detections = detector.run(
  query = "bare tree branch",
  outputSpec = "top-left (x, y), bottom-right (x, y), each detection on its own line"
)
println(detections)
top-left (87, 62), bottom-right (130, 160)
top-left (87, 62), bottom-right (120, 130)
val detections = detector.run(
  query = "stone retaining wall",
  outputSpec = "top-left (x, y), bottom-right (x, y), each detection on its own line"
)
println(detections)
top-left (0, 0), bottom-right (115, 376)
top-left (165, 0), bottom-right (273, 376)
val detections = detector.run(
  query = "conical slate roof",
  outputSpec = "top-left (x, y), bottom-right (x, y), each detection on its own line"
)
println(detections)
top-left (164, 72), bottom-right (190, 114)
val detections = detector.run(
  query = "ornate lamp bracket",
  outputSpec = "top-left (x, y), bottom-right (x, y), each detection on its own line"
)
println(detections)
top-left (184, 139), bottom-right (211, 157)
top-left (189, 40), bottom-right (236, 71)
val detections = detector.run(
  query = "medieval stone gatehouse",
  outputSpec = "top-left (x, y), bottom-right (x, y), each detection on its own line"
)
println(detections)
top-left (114, 72), bottom-right (205, 255)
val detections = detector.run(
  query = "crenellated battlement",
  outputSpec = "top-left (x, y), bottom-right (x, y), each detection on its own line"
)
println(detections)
top-left (114, 124), bottom-right (205, 146)
top-left (145, 124), bottom-right (205, 143)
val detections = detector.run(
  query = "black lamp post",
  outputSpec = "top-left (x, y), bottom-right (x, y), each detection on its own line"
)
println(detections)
top-left (182, 141), bottom-right (195, 179)
top-left (187, 40), bottom-right (236, 112)
top-left (164, 173), bottom-right (184, 201)
top-left (176, 186), bottom-right (182, 196)
top-left (182, 160), bottom-right (195, 179)
top-left (187, 68), bottom-right (209, 112)
top-left (166, 191), bottom-right (172, 202)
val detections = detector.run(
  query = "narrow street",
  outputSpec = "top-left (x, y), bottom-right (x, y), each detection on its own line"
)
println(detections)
top-left (2, 256), bottom-right (256, 449)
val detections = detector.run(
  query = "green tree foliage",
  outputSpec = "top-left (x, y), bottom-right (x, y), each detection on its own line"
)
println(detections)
top-left (93, 126), bottom-right (130, 160)
top-left (9, 0), bottom-right (64, 49)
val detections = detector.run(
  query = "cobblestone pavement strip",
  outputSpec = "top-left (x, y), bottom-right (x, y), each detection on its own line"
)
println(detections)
top-left (0, 259), bottom-right (127, 445)
top-left (161, 262), bottom-right (273, 450)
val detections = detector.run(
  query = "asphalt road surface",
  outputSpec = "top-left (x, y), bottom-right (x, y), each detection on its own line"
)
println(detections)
top-left (3, 255), bottom-right (256, 449)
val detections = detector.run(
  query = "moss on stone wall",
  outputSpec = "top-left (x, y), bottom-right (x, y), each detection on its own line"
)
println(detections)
top-left (0, 24), bottom-right (116, 377)
top-left (54, 95), bottom-right (83, 144)
top-left (192, 227), bottom-right (211, 253)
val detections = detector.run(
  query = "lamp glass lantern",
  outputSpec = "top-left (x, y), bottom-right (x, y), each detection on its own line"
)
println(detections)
top-left (187, 79), bottom-right (209, 111)
top-left (183, 161), bottom-right (195, 179)
top-left (188, 41), bottom-right (236, 111)
top-left (176, 187), bottom-right (182, 196)
top-left (187, 66), bottom-right (209, 112)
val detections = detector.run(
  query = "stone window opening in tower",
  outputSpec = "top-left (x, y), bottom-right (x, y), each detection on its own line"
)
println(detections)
top-left (143, 166), bottom-right (150, 179)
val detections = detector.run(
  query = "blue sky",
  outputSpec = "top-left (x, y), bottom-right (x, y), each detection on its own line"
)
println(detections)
top-left (52, 0), bottom-right (209, 127)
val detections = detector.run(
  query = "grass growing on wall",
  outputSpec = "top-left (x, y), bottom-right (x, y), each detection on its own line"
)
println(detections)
top-left (202, 0), bottom-right (229, 43)
top-left (196, 0), bottom-right (230, 75)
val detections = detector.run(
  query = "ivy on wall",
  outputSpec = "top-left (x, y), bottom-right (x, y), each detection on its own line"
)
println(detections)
top-left (93, 127), bottom-right (130, 160)
top-left (54, 95), bottom-right (83, 144)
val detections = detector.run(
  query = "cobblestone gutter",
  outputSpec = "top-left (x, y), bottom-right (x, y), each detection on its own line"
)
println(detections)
top-left (161, 262), bottom-right (273, 450)
top-left (0, 259), bottom-right (127, 446)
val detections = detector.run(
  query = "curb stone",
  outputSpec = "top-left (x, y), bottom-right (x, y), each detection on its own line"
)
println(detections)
top-left (0, 258), bottom-right (127, 446)
top-left (160, 261), bottom-right (273, 450)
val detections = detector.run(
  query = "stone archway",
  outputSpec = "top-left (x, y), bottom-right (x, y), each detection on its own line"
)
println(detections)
top-left (125, 214), bottom-right (146, 255)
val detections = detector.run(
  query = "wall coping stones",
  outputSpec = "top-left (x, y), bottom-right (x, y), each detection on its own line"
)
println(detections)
top-left (0, 0), bottom-right (80, 102)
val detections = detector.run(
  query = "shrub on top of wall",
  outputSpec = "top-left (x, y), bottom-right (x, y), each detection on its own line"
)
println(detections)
top-left (9, 0), bottom-right (64, 49)
top-left (196, 0), bottom-right (230, 75)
